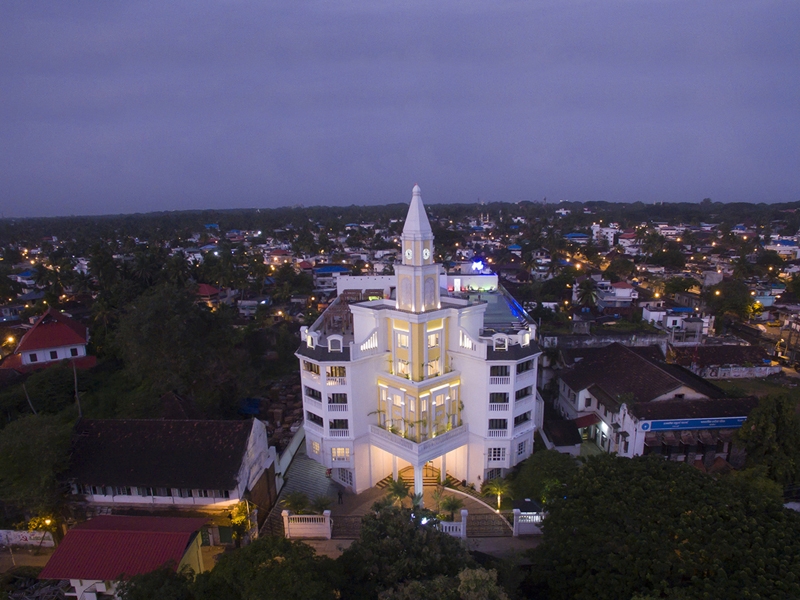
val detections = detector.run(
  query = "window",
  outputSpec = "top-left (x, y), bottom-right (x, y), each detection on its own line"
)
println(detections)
top-left (490, 365), bottom-right (509, 377)
top-left (329, 393), bottom-right (347, 404)
top-left (311, 441), bottom-right (320, 455)
top-left (218, 490), bottom-right (230, 499)
top-left (397, 360), bottom-right (410, 376)
top-left (195, 489), bottom-right (210, 498)
top-left (488, 419), bottom-right (507, 430)
top-left (179, 489), bottom-right (191, 498)
top-left (426, 360), bottom-right (440, 377)
top-left (393, 394), bottom-right (404, 407)
top-left (114, 486), bottom-right (131, 496)
top-left (516, 360), bottom-right (534, 374)
top-left (514, 412), bottom-right (531, 427)
top-left (306, 411), bottom-right (324, 427)
top-left (303, 361), bottom-right (320, 375)
top-left (28, 353), bottom-right (38, 363)
top-left (517, 441), bottom-right (527, 456)
top-left (329, 419), bottom-right (349, 430)
top-left (331, 447), bottom-right (351, 461)
top-left (585, 397), bottom-right (592, 409)
top-left (327, 366), bottom-right (346, 378)
top-left (397, 333), bottom-right (409, 348)
top-left (488, 448), bottom-right (506, 462)
top-left (305, 386), bottom-right (322, 401)
top-left (494, 337), bottom-right (507, 350)
top-left (428, 332), bottom-right (440, 348)
top-left (490, 392), bottom-right (509, 404)
top-left (155, 487), bottom-right (172, 497)
top-left (70, 347), bottom-right (79, 357)
top-left (485, 468), bottom-right (502, 481)
top-left (49, 350), bottom-right (58, 360)
top-left (139, 487), bottom-right (154, 497)
top-left (338, 468), bottom-right (354, 486)
top-left (515, 386), bottom-right (532, 401)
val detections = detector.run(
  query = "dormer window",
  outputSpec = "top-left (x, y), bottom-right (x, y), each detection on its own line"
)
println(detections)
top-left (493, 336), bottom-right (508, 351)
top-left (328, 335), bottom-right (343, 352)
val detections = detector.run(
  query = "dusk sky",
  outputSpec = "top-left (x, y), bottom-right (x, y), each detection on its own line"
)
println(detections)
top-left (2, 1), bottom-right (799, 217)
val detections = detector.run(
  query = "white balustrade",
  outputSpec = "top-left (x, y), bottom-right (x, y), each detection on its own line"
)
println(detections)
top-left (490, 376), bottom-right (511, 385)
top-left (487, 429), bottom-right (509, 438)
top-left (326, 377), bottom-right (347, 386)
top-left (489, 403), bottom-right (510, 412)
top-left (327, 403), bottom-right (348, 412)
top-left (304, 420), bottom-right (324, 435)
top-left (329, 429), bottom-right (350, 438)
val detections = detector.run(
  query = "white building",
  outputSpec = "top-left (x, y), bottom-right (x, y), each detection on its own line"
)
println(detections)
top-left (297, 186), bottom-right (542, 497)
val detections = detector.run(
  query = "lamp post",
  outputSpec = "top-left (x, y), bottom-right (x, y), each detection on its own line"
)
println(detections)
top-left (34, 519), bottom-right (52, 555)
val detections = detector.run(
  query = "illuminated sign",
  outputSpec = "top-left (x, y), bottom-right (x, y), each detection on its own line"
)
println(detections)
top-left (640, 416), bottom-right (746, 431)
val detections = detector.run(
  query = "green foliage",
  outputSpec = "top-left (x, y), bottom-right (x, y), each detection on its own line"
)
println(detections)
top-left (439, 495), bottom-right (464, 521)
top-left (309, 495), bottom-right (333, 514)
top-left (703, 280), bottom-right (757, 322)
top-left (528, 454), bottom-right (800, 600)
top-left (339, 506), bottom-right (473, 599)
top-left (117, 564), bottom-right (195, 600)
top-left (280, 491), bottom-right (310, 514)
top-left (663, 276), bottom-right (699, 296)
top-left (735, 394), bottom-right (800, 485)
top-left (512, 449), bottom-right (579, 504)
top-left (385, 477), bottom-right (410, 507)
top-left (192, 536), bottom-right (338, 600)
top-left (0, 414), bottom-right (73, 514)
top-left (379, 568), bottom-right (509, 600)
top-left (481, 478), bottom-right (511, 510)
top-left (604, 258), bottom-right (635, 282)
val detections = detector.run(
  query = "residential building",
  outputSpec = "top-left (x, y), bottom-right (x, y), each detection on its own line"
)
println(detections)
top-left (38, 516), bottom-right (207, 599)
top-left (297, 186), bottom-right (542, 497)
top-left (69, 419), bottom-right (277, 521)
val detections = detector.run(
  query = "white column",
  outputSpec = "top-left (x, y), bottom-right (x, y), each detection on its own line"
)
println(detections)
top-left (440, 454), bottom-right (447, 483)
top-left (281, 510), bottom-right (290, 538)
top-left (413, 465), bottom-right (424, 500)
top-left (392, 455), bottom-right (398, 480)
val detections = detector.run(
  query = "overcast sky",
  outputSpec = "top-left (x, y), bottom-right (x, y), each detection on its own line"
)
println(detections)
top-left (1, 1), bottom-right (799, 217)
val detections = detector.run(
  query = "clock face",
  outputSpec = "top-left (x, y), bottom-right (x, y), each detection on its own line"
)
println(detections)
top-left (405, 249), bottom-right (413, 260)
top-left (422, 248), bottom-right (430, 260)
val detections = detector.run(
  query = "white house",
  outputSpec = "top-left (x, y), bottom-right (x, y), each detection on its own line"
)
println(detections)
top-left (297, 186), bottom-right (542, 497)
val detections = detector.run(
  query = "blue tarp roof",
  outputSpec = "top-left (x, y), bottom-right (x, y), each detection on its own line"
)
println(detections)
top-left (314, 265), bottom-right (350, 274)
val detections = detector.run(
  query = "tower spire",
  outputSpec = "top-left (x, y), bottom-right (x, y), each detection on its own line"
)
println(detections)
top-left (402, 184), bottom-right (433, 239)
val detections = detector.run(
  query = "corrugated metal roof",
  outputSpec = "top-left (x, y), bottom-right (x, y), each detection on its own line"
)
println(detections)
top-left (39, 516), bottom-right (207, 581)
top-left (16, 308), bottom-right (87, 353)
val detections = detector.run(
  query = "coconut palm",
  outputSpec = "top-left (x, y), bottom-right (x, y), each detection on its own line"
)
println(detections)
top-left (431, 486), bottom-right (445, 514)
top-left (576, 278), bottom-right (598, 308)
top-left (482, 477), bottom-right (511, 510)
top-left (440, 495), bottom-right (464, 521)
top-left (310, 495), bottom-right (333, 514)
top-left (386, 477), bottom-right (410, 507)
top-left (281, 491), bottom-right (310, 514)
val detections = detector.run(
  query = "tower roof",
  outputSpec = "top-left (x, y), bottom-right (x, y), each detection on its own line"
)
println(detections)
top-left (402, 184), bottom-right (433, 238)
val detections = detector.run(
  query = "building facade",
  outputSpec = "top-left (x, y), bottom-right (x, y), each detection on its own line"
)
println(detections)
top-left (297, 186), bottom-right (542, 496)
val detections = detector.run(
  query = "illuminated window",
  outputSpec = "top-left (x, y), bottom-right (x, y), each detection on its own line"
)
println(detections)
top-left (397, 333), bottom-right (409, 348)
top-left (427, 332), bottom-right (440, 348)
top-left (311, 441), bottom-right (320, 455)
top-left (331, 447), bottom-right (350, 461)
top-left (488, 448), bottom-right (506, 462)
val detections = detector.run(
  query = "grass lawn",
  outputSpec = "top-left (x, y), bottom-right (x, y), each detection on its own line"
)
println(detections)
top-left (715, 375), bottom-right (800, 403)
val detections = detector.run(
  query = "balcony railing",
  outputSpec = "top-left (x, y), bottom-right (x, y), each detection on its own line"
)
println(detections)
top-left (489, 403), bottom-right (510, 412)
top-left (304, 420), bottom-right (324, 435)
top-left (369, 424), bottom-right (468, 464)
top-left (327, 403), bottom-right (348, 412)
top-left (489, 376), bottom-right (511, 385)
top-left (326, 377), bottom-right (347, 386)
top-left (305, 396), bottom-right (323, 411)
top-left (329, 429), bottom-right (350, 438)
top-left (304, 371), bottom-right (320, 382)
top-left (487, 429), bottom-right (509, 438)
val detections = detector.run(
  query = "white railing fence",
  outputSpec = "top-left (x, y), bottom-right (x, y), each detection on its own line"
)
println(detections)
top-left (282, 510), bottom-right (332, 540)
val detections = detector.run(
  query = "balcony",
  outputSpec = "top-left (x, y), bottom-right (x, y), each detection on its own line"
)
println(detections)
top-left (369, 424), bottom-right (468, 465)
top-left (303, 371), bottom-right (320, 383)
top-left (487, 429), bottom-right (509, 438)
top-left (304, 420), bottom-right (324, 435)
top-left (327, 403), bottom-right (348, 412)
top-left (489, 376), bottom-right (511, 386)
top-left (329, 429), bottom-right (350, 438)
top-left (326, 377), bottom-right (347, 386)
top-left (513, 420), bottom-right (535, 437)
top-left (514, 395), bottom-right (534, 411)
top-left (305, 396), bottom-right (323, 411)
top-left (488, 403), bottom-right (510, 412)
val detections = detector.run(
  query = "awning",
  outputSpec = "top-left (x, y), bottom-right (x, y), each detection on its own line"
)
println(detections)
top-left (573, 413), bottom-right (601, 429)
top-left (644, 432), bottom-right (659, 446)
top-left (680, 430), bottom-right (697, 445)
top-left (661, 431), bottom-right (680, 446)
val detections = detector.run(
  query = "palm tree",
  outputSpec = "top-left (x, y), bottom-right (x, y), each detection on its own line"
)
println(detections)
top-left (440, 495), bottom-right (464, 521)
top-left (386, 477), bottom-right (409, 507)
top-left (431, 486), bottom-right (445, 514)
top-left (482, 477), bottom-right (511, 510)
top-left (577, 278), bottom-right (597, 308)
top-left (310, 495), bottom-right (333, 514)
top-left (281, 491), bottom-right (310, 514)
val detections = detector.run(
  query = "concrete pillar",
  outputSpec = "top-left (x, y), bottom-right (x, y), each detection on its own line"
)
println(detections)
top-left (281, 510), bottom-right (290, 538)
top-left (413, 465), bottom-right (424, 501)
top-left (392, 455), bottom-right (398, 480)
top-left (460, 509), bottom-right (468, 540)
top-left (512, 508), bottom-right (520, 537)
top-left (323, 510), bottom-right (332, 540)
top-left (440, 454), bottom-right (447, 483)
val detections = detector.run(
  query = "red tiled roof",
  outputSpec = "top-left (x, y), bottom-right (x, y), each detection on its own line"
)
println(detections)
top-left (297, 261), bottom-right (313, 269)
top-left (611, 281), bottom-right (634, 289)
top-left (573, 413), bottom-right (601, 428)
top-left (39, 516), bottom-right (207, 581)
top-left (195, 283), bottom-right (219, 297)
top-left (15, 308), bottom-right (87, 353)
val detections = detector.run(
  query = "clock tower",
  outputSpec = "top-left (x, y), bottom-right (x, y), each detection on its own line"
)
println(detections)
top-left (395, 185), bottom-right (441, 313)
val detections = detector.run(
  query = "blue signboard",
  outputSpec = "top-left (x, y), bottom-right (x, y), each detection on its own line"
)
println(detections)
top-left (640, 416), bottom-right (746, 431)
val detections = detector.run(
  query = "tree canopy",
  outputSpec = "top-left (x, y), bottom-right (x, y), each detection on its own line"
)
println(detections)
top-left (512, 449), bottom-right (579, 504)
top-left (527, 454), bottom-right (800, 600)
